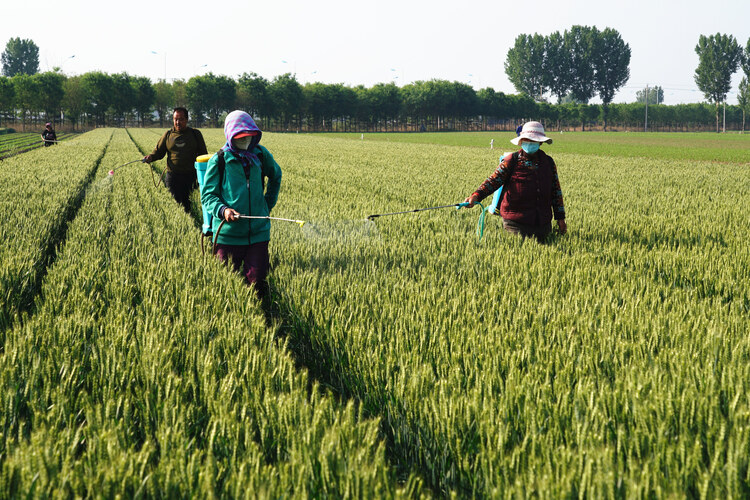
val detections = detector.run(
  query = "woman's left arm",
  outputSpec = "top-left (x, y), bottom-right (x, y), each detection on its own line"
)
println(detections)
top-left (549, 158), bottom-right (567, 234)
top-left (261, 148), bottom-right (282, 211)
top-left (550, 158), bottom-right (565, 221)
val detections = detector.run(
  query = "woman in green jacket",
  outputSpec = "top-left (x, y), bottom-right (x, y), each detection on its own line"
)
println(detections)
top-left (201, 110), bottom-right (282, 300)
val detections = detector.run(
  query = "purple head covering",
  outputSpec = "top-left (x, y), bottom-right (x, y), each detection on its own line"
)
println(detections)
top-left (222, 110), bottom-right (262, 163)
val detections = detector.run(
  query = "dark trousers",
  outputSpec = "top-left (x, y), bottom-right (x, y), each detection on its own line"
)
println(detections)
top-left (502, 219), bottom-right (551, 242)
top-left (214, 240), bottom-right (270, 299)
top-left (164, 171), bottom-right (197, 213)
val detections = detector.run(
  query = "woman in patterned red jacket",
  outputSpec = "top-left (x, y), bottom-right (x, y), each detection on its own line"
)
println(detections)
top-left (464, 121), bottom-right (567, 242)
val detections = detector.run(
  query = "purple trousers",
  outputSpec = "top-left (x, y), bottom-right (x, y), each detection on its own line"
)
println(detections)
top-left (214, 240), bottom-right (270, 298)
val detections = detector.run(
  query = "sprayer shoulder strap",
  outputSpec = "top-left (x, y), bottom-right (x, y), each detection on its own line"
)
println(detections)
top-left (216, 150), bottom-right (226, 186)
top-left (509, 151), bottom-right (519, 174)
top-left (214, 148), bottom-right (265, 185)
top-left (501, 151), bottom-right (519, 192)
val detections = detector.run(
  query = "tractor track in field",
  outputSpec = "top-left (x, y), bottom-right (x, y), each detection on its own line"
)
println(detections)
top-left (0, 131), bottom-right (113, 345)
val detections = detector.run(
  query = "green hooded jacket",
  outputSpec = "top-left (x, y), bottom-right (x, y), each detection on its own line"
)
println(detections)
top-left (201, 145), bottom-right (282, 245)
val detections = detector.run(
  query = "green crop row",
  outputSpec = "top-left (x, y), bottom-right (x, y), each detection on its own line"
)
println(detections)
top-left (218, 132), bottom-right (746, 497)
top-left (0, 129), bottom-right (423, 498)
top-left (0, 130), bottom-right (109, 330)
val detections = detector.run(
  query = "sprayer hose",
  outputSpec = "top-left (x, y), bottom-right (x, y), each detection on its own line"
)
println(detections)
top-left (149, 164), bottom-right (167, 188)
top-left (212, 219), bottom-right (227, 256)
top-left (475, 202), bottom-right (486, 240)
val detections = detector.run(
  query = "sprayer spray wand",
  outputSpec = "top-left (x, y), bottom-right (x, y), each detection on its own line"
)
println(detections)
top-left (108, 159), bottom-right (145, 176)
top-left (368, 201), bottom-right (487, 240)
top-left (236, 215), bottom-right (306, 227)
top-left (367, 202), bottom-right (470, 220)
top-left (209, 213), bottom-right (307, 256)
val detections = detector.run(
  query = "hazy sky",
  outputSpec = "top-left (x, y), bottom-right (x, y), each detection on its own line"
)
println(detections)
top-left (4, 0), bottom-right (750, 104)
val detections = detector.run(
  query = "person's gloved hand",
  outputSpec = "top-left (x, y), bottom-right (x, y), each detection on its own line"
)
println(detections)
top-left (142, 155), bottom-right (153, 163)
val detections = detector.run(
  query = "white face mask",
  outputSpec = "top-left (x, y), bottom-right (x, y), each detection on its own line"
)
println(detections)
top-left (234, 136), bottom-right (253, 150)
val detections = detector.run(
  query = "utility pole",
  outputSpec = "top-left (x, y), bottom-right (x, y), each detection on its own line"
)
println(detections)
top-left (645, 85), bottom-right (649, 131)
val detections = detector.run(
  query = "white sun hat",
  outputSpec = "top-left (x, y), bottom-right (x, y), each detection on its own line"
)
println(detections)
top-left (510, 121), bottom-right (553, 145)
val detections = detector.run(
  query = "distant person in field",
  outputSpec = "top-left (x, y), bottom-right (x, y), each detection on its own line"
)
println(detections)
top-left (41, 123), bottom-right (57, 147)
top-left (143, 107), bottom-right (208, 212)
top-left (464, 121), bottom-right (567, 241)
top-left (201, 110), bottom-right (282, 304)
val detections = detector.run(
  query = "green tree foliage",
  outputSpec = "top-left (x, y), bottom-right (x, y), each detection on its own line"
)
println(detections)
top-left (0, 76), bottom-right (14, 125)
top-left (565, 25), bottom-right (599, 104)
top-left (171, 79), bottom-right (187, 108)
top-left (400, 80), bottom-right (480, 129)
top-left (477, 87), bottom-right (506, 118)
top-left (742, 38), bottom-right (750, 78)
top-left (131, 76), bottom-right (155, 126)
top-left (34, 71), bottom-right (66, 123)
top-left (543, 31), bottom-right (570, 103)
top-left (186, 73), bottom-right (236, 127)
top-left (109, 73), bottom-right (135, 126)
top-left (185, 76), bottom-right (210, 126)
top-left (694, 33), bottom-right (742, 132)
top-left (62, 76), bottom-right (86, 129)
top-left (81, 72), bottom-right (113, 126)
top-left (152, 80), bottom-right (173, 127)
top-left (507, 25), bottom-right (630, 129)
top-left (236, 72), bottom-right (273, 123)
top-left (207, 74), bottom-right (236, 127)
top-left (636, 86), bottom-right (664, 104)
top-left (12, 74), bottom-right (41, 126)
top-left (592, 28), bottom-right (631, 131)
top-left (1, 37), bottom-right (39, 77)
top-left (2, 67), bottom-right (748, 132)
top-left (738, 77), bottom-right (749, 132)
top-left (366, 82), bottom-right (401, 131)
top-left (303, 82), bottom-right (333, 130)
top-left (268, 73), bottom-right (304, 130)
top-left (505, 34), bottom-right (547, 101)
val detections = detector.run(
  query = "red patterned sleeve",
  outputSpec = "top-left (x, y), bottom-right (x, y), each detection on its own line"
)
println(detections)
top-left (472, 154), bottom-right (513, 201)
top-left (550, 158), bottom-right (565, 220)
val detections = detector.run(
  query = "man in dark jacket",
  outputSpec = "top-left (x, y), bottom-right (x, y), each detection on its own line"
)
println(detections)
top-left (144, 107), bottom-right (208, 212)
top-left (464, 121), bottom-right (567, 241)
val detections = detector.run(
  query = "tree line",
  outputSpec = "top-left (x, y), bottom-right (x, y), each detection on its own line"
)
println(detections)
top-left (2, 32), bottom-right (750, 133)
top-left (504, 25), bottom-right (631, 131)
top-left (505, 28), bottom-right (750, 133)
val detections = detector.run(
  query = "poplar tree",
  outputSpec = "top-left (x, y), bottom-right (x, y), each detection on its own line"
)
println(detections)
top-left (1, 37), bottom-right (39, 76)
top-left (505, 34), bottom-right (547, 101)
top-left (694, 33), bottom-right (742, 132)
top-left (592, 28), bottom-right (631, 131)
